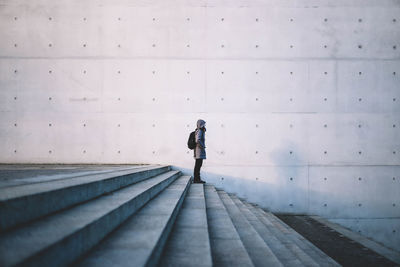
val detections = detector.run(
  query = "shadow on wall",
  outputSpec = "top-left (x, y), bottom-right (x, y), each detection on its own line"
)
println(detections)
top-left (171, 139), bottom-right (400, 252)
top-left (172, 165), bottom-right (400, 252)
top-left (173, 165), bottom-right (306, 213)
top-left (174, 139), bottom-right (307, 213)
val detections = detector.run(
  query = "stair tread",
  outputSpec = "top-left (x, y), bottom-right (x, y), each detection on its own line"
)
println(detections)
top-left (244, 203), bottom-right (321, 266)
top-left (230, 195), bottom-right (305, 267)
top-left (204, 185), bottom-right (254, 267)
top-left (252, 205), bottom-right (340, 266)
top-left (0, 165), bottom-right (149, 189)
top-left (158, 184), bottom-right (212, 267)
top-left (270, 214), bottom-right (334, 260)
top-left (0, 165), bottom-right (169, 232)
top-left (0, 165), bottom-right (165, 200)
top-left (218, 192), bottom-right (283, 267)
top-left (264, 211), bottom-right (337, 263)
top-left (76, 175), bottom-right (191, 267)
top-left (0, 170), bottom-right (179, 267)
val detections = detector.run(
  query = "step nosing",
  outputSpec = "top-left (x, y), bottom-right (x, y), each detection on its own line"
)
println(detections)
top-left (204, 186), bottom-right (254, 267)
top-left (0, 165), bottom-right (169, 200)
top-left (249, 205), bottom-right (330, 266)
top-left (0, 168), bottom-right (174, 232)
top-left (0, 171), bottom-right (179, 266)
top-left (0, 166), bottom-right (153, 190)
top-left (78, 175), bottom-right (191, 267)
top-left (238, 199), bottom-right (317, 267)
top-left (158, 183), bottom-right (212, 267)
top-left (220, 193), bottom-right (284, 267)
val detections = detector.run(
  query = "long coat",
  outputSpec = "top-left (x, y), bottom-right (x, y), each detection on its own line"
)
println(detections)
top-left (194, 120), bottom-right (206, 159)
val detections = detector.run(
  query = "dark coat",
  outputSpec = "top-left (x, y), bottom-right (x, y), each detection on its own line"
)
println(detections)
top-left (194, 119), bottom-right (206, 159)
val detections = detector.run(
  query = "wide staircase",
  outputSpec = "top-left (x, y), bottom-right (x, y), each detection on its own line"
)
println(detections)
top-left (0, 165), bottom-right (387, 266)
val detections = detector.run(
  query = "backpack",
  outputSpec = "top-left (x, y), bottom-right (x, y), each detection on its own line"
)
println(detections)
top-left (187, 130), bottom-right (196, 150)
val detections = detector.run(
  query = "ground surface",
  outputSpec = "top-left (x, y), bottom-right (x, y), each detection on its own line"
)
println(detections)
top-left (276, 215), bottom-right (398, 267)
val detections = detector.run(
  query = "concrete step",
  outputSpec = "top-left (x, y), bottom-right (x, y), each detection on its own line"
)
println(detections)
top-left (158, 184), bottom-right (212, 267)
top-left (270, 214), bottom-right (342, 266)
top-left (76, 175), bottom-right (192, 267)
top-left (0, 170), bottom-right (180, 267)
top-left (229, 195), bottom-right (305, 267)
top-left (0, 165), bottom-right (148, 188)
top-left (244, 203), bottom-right (321, 267)
top-left (0, 165), bottom-right (169, 231)
top-left (204, 185), bottom-right (254, 267)
top-left (251, 204), bottom-right (340, 267)
top-left (263, 211), bottom-right (340, 266)
top-left (217, 191), bottom-right (283, 267)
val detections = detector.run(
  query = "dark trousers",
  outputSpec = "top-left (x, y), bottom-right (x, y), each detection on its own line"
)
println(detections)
top-left (193, 159), bottom-right (203, 182)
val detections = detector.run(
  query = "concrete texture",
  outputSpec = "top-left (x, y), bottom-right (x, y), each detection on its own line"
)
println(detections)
top-left (278, 214), bottom-right (399, 266)
top-left (0, 0), bottom-right (399, 251)
top-left (230, 195), bottom-right (304, 267)
top-left (0, 164), bottom-right (146, 187)
top-left (76, 175), bottom-right (191, 267)
top-left (217, 191), bottom-right (283, 267)
top-left (256, 207), bottom-right (340, 266)
top-left (0, 170), bottom-right (180, 267)
top-left (158, 184), bottom-right (212, 267)
top-left (204, 185), bottom-right (254, 267)
top-left (0, 164), bottom-right (169, 231)
top-left (0, 164), bottom-right (385, 266)
top-left (246, 203), bottom-right (329, 267)
top-left (311, 215), bottom-right (400, 264)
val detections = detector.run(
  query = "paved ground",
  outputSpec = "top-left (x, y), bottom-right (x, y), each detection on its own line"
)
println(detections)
top-left (276, 215), bottom-right (398, 267)
top-left (0, 164), bottom-right (145, 188)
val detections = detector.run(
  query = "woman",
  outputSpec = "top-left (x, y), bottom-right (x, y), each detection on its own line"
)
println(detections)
top-left (193, 119), bottom-right (206, 184)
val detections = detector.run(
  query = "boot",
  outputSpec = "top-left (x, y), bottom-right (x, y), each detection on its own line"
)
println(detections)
top-left (195, 176), bottom-right (206, 184)
top-left (193, 176), bottom-right (205, 184)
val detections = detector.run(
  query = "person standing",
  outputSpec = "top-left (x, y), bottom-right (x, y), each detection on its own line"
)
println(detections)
top-left (193, 119), bottom-right (206, 184)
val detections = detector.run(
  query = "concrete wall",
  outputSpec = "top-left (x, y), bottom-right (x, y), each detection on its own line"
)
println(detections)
top-left (0, 0), bottom-right (399, 251)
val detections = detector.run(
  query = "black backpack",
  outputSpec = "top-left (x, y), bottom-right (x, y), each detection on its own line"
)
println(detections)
top-left (187, 130), bottom-right (196, 150)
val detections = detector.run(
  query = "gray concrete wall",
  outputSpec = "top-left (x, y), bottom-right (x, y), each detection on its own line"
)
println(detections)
top-left (0, 0), bottom-right (399, 251)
